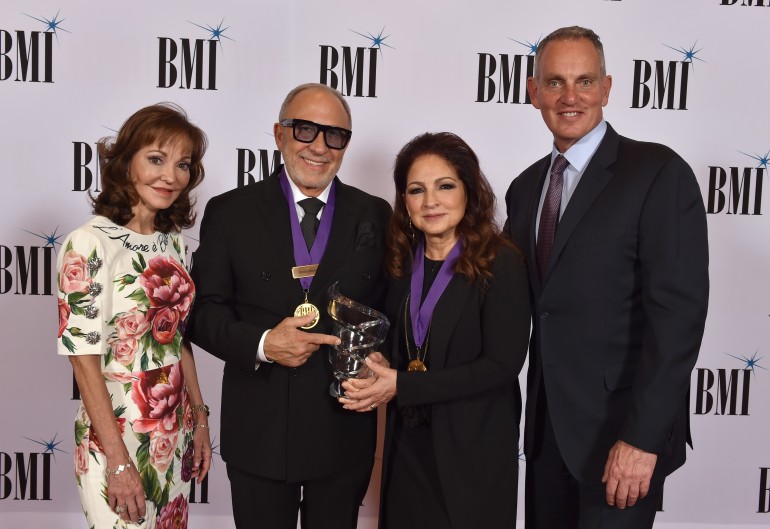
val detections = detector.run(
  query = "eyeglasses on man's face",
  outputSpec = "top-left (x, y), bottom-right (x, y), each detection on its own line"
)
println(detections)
top-left (280, 119), bottom-right (352, 150)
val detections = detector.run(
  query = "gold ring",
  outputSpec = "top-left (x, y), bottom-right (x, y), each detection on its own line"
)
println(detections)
top-left (370, 403), bottom-right (377, 410)
top-left (115, 505), bottom-right (126, 514)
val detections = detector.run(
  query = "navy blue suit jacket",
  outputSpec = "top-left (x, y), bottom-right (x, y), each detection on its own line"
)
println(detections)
top-left (505, 123), bottom-right (709, 482)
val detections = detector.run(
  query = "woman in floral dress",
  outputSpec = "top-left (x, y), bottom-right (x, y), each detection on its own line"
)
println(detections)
top-left (57, 103), bottom-right (212, 528)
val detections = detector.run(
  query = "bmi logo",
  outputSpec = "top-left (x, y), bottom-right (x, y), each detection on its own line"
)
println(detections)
top-left (760, 466), bottom-right (770, 513)
top-left (694, 351), bottom-right (764, 415)
top-left (631, 41), bottom-right (704, 110)
top-left (721, 0), bottom-right (770, 5)
top-left (0, 11), bottom-right (69, 83)
top-left (476, 36), bottom-right (538, 104)
top-left (158, 19), bottom-right (233, 90)
top-left (0, 227), bottom-right (61, 296)
top-left (236, 142), bottom-right (282, 187)
top-left (319, 27), bottom-right (393, 98)
top-left (72, 139), bottom-right (108, 193)
top-left (706, 150), bottom-right (766, 215)
top-left (0, 434), bottom-right (64, 500)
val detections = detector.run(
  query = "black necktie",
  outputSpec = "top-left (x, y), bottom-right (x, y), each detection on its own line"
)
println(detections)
top-left (298, 197), bottom-right (324, 250)
top-left (536, 154), bottom-right (569, 279)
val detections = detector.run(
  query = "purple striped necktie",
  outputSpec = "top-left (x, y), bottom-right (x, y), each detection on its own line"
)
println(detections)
top-left (536, 154), bottom-right (569, 279)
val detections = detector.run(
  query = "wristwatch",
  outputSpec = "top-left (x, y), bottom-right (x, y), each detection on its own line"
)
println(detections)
top-left (191, 403), bottom-right (210, 417)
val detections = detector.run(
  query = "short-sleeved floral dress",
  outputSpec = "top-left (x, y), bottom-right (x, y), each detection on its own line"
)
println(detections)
top-left (57, 216), bottom-right (197, 529)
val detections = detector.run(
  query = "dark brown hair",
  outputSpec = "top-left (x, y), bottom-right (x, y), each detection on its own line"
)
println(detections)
top-left (386, 132), bottom-right (511, 284)
top-left (91, 102), bottom-right (207, 233)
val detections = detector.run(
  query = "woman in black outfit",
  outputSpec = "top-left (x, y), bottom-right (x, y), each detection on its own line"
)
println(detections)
top-left (340, 132), bottom-right (531, 528)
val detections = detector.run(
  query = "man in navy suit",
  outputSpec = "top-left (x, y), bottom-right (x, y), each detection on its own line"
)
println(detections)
top-left (189, 83), bottom-right (391, 529)
top-left (505, 26), bottom-right (709, 528)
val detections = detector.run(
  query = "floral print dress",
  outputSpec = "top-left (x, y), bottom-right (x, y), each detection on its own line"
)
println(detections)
top-left (57, 216), bottom-right (196, 529)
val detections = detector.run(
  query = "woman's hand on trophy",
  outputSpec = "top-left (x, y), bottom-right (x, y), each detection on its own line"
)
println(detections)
top-left (367, 351), bottom-right (390, 368)
top-left (339, 356), bottom-right (396, 412)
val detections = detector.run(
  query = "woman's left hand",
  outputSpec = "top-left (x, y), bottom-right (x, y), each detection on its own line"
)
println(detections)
top-left (191, 424), bottom-right (212, 483)
top-left (339, 357), bottom-right (397, 412)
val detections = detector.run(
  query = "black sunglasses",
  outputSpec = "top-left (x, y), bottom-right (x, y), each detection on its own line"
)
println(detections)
top-left (280, 118), bottom-right (352, 150)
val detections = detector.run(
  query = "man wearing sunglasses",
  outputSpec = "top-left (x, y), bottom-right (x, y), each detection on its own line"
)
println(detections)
top-left (189, 83), bottom-right (391, 529)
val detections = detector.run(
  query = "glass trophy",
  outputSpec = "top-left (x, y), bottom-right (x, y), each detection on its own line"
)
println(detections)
top-left (326, 282), bottom-right (390, 398)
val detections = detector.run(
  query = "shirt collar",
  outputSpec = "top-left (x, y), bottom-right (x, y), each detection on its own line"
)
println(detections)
top-left (551, 120), bottom-right (607, 172)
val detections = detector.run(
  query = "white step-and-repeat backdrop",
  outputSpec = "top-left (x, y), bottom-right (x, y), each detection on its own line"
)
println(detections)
top-left (1, 1), bottom-right (768, 528)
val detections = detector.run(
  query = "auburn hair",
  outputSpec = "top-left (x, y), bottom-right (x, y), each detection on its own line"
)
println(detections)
top-left (91, 102), bottom-right (207, 233)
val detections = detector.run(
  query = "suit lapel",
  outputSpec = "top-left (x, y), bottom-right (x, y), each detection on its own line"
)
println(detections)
top-left (527, 157), bottom-right (550, 293)
top-left (311, 178), bottom-right (356, 295)
top-left (545, 125), bottom-right (620, 280)
top-left (257, 171), bottom-right (296, 268)
top-left (428, 274), bottom-right (471, 369)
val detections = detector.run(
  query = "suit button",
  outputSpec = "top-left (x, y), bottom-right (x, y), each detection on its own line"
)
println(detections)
top-left (260, 272), bottom-right (271, 281)
top-left (291, 368), bottom-right (298, 377)
top-left (362, 273), bottom-right (372, 280)
top-left (540, 312), bottom-right (549, 320)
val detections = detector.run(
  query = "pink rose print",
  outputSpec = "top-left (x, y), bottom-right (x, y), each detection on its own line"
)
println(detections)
top-left (59, 250), bottom-right (92, 294)
top-left (156, 494), bottom-right (189, 529)
top-left (151, 306), bottom-right (180, 345)
top-left (58, 298), bottom-right (70, 338)
top-left (114, 308), bottom-right (151, 340)
top-left (74, 435), bottom-right (89, 476)
top-left (109, 336), bottom-right (139, 366)
top-left (149, 430), bottom-right (178, 473)
top-left (131, 363), bottom-right (184, 436)
top-left (139, 256), bottom-right (195, 320)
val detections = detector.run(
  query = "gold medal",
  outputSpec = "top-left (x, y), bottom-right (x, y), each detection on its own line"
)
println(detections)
top-left (407, 359), bottom-right (428, 372)
top-left (404, 292), bottom-right (430, 373)
top-left (295, 291), bottom-right (319, 329)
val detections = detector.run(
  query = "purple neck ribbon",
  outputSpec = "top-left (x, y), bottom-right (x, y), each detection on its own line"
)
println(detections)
top-left (409, 239), bottom-right (462, 347)
top-left (278, 169), bottom-right (336, 290)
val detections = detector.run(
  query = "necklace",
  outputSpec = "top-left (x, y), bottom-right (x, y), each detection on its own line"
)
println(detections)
top-left (404, 291), bottom-right (429, 372)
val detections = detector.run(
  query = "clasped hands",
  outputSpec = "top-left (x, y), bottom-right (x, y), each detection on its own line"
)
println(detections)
top-left (261, 314), bottom-right (396, 411)
top-left (337, 352), bottom-right (396, 412)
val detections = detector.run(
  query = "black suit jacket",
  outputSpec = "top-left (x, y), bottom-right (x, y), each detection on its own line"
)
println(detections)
top-left (188, 168), bottom-right (392, 482)
top-left (380, 246), bottom-right (531, 529)
top-left (505, 123), bottom-right (709, 483)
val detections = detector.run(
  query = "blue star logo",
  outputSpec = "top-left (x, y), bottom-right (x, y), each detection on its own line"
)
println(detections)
top-left (189, 19), bottom-right (234, 50)
top-left (24, 433), bottom-right (67, 457)
top-left (663, 42), bottom-right (705, 68)
top-left (738, 150), bottom-right (770, 171)
top-left (725, 350), bottom-right (766, 377)
top-left (350, 27), bottom-right (395, 59)
top-left (509, 36), bottom-right (541, 55)
top-left (24, 226), bottom-right (64, 252)
top-left (23, 11), bottom-right (70, 41)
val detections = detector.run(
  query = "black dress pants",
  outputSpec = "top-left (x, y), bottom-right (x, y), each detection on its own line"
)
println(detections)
top-left (227, 459), bottom-right (372, 529)
top-left (525, 406), bottom-right (663, 529)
